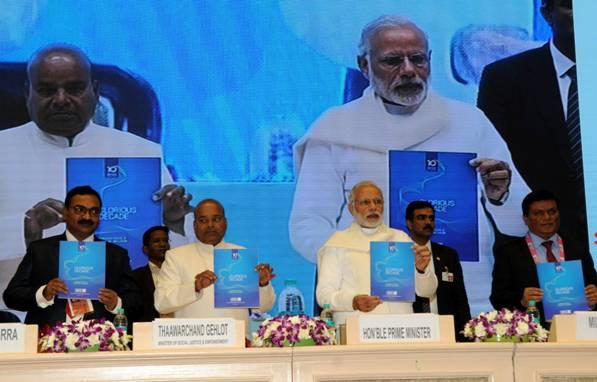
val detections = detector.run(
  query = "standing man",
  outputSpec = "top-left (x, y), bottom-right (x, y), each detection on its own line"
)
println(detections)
top-left (0, 44), bottom-right (192, 310)
top-left (290, 14), bottom-right (529, 313)
top-left (490, 190), bottom-right (597, 326)
top-left (405, 200), bottom-right (471, 341)
top-left (155, 199), bottom-right (275, 335)
top-left (133, 226), bottom-right (170, 322)
top-left (316, 181), bottom-right (437, 325)
top-left (3, 186), bottom-right (141, 326)
top-left (478, 0), bottom-right (586, 250)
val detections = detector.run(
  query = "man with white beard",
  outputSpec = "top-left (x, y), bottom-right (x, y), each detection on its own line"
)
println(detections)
top-left (290, 15), bottom-right (529, 314)
top-left (316, 181), bottom-right (437, 325)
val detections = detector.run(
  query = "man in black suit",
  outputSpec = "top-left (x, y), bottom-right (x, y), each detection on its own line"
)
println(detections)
top-left (3, 186), bottom-right (141, 327)
top-left (132, 226), bottom-right (170, 322)
top-left (405, 201), bottom-right (471, 342)
top-left (477, 0), bottom-right (586, 251)
top-left (490, 190), bottom-right (597, 326)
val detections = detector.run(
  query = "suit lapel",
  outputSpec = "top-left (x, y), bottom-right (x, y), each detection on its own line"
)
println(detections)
top-left (527, 45), bottom-right (573, 170)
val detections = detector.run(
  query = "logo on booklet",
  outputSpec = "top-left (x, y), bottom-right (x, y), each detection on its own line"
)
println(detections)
top-left (104, 158), bottom-right (120, 178)
top-left (425, 152), bottom-right (439, 172)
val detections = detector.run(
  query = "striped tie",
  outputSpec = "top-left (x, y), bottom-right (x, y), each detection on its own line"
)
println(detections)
top-left (566, 66), bottom-right (583, 181)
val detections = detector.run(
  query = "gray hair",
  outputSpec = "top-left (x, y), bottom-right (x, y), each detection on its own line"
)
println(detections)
top-left (357, 15), bottom-right (429, 57)
top-left (348, 180), bottom-right (383, 205)
top-left (27, 43), bottom-right (92, 80)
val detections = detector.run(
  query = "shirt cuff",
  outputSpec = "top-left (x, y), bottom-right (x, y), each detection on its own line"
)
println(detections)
top-left (107, 297), bottom-right (122, 314)
top-left (35, 285), bottom-right (55, 308)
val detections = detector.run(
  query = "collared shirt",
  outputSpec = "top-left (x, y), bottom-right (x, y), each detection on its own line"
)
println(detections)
top-left (549, 39), bottom-right (575, 117)
top-left (528, 231), bottom-right (562, 263)
top-left (35, 230), bottom-right (122, 315)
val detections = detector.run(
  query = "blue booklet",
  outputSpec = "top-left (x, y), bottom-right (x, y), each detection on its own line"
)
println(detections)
top-left (58, 241), bottom-right (106, 299)
top-left (66, 157), bottom-right (162, 269)
top-left (537, 259), bottom-right (588, 321)
top-left (214, 248), bottom-right (259, 308)
top-left (370, 241), bottom-right (415, 301)
top-left (388, 150), bottom-right (478, 261)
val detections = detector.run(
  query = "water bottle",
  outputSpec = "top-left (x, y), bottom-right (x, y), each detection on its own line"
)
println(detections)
top-left (320, 304), bottom-right (335, 327)
top-left (278, 279), bottom-right (305, 315)
top-left (113, 308), bottom-right (128, 335)
top-left (526, 300), bottom-right (541, 325)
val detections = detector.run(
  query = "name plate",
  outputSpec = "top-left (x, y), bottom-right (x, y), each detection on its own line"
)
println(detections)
top-left (0, 324), bottom-right (25, 353)
top-left (358, 314), bottom-right (440, 343)
top-left (575, 311), bottom-right (597, 340)
top-left (152, 318), bottom-right (237, 348)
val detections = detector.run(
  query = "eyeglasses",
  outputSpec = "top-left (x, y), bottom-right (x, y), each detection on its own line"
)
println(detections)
top-left (378, 52), bottom-right (429, 68)
top-left (70, 205), bottom-right (101, 216)
top-left (354, 198), bottom-right (384, 207)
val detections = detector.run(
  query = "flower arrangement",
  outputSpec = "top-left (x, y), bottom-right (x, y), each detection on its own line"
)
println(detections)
top-left (39, 318), bottom-right (132, 353)
top-left (252, 314), bottom-right (336, 347)
top-left (462, 308), bottom-right (548, 342)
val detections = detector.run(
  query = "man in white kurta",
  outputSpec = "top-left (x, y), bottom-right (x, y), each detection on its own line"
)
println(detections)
top-left (291, 16), bottom-right (530, 314)
top-left (316, 181), bottom-right (437, 325)
top-left (0, 45), bottom-right (192, 311)
top-left (155, 199), bottom-right (275, 335)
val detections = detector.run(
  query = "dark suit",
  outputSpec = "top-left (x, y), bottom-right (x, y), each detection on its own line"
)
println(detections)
top-left (490, 236), bottom-right (597, 327)
top-left (477, 44), bottom-right (587, 250)
top-left (132, 264), bottom-right (160, 322)
top-left (3, 234), bottom-right (141, 327)
top-left (413, 242), bottom-right (471, 342)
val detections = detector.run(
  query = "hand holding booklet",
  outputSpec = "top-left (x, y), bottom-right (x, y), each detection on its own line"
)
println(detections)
top-left (370, 241), bottom-right (415, 302)
top-left (537, 259), bottom-right (588, 321)
top-left (58, 241), bottom-right (106, 300)
top-left (214, 248), bottom-right (259, 308)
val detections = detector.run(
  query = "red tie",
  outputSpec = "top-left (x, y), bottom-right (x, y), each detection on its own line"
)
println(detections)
top-left (542, 241), bottom-right (557, 263)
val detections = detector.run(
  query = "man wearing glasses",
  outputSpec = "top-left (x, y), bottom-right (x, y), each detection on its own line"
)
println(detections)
top-left (3, 185), bottom-right (141, 326)
top-left (316, 181), bottom-right (437, 325)
top-left (290, 14), bottom-right (529, 314)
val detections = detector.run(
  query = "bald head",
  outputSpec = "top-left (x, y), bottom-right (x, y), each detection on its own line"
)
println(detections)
top-left (193, 199), bottom-right (228, 246)
top-left (26, 44), bottom-right (98, 139)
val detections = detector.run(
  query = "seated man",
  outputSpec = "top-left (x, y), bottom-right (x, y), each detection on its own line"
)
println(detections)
top-left (154, 199), bottom-right (275, 335)
top-left (491, 190), bottom-right (597, 326)
top-left (3, 186), bottom-right (141, 326)
top-left (316, 181), bottom-right (437, 325)
top-left (405, 201), bottom-right (471, 341)
top-left (133, 225), bottom-right (171, 322)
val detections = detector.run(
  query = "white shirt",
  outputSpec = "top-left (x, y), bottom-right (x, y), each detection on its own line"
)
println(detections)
top-left (549, 39), bottom-right (575, 117)
top-left (316, 223), bottom-right (438, 324)
top-left (290, 87), bottom-right (530, 315)
top-left (155, 240), bottom-right (276, 336)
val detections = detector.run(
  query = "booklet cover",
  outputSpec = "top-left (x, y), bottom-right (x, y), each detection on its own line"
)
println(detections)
top-left (388, 150), bottom-right (479, 261)
top-left (66, 157), bottom-right (161, 269)
top-left (58, 241), bottom-right (106, 299)
top-left (537, 259), bottom-right (588, 321)
top-left (370, 241), bottom-right (415, 302)
top-left (214, 248), bottom-right (259, 308)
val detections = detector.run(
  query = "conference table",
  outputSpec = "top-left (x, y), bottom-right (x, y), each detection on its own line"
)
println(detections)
top-left (2, 342), bottom-right (597, 381)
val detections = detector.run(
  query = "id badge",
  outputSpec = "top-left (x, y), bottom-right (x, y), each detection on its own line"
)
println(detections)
top-left (442, 271), bottom-right (454, 282)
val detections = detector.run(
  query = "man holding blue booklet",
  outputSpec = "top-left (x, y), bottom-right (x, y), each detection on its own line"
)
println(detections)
top-left (405, 200), bottom-right (471, 341)
top-left (3, 186), bottom-right (141, 326)
top-left (491, 190), bottom-right (597, 326)
top-left (155, 199), bottom-right (275, 336)
top-left (316, 181), bottom-right (437, 325)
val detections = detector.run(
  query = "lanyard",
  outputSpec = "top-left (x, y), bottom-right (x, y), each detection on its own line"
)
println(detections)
top-left (525, 233), bottom-right (565, 265)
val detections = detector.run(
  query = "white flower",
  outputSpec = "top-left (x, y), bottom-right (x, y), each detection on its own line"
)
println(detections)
top-left (495, 323), bottom-right (508, 337)
top-left (503, 311), bottom-right (514, 321)
top-left (474, 322), bottom-right (487, 338)
top-left (65, 333), bottom-right (78, 349)
top-left (486, 311), bottom-right (497, 321)
top-left (516, 322), bottom-right (529, 336)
